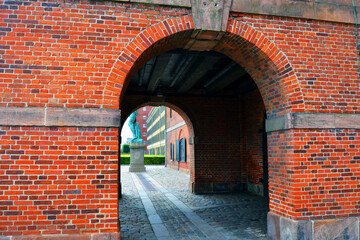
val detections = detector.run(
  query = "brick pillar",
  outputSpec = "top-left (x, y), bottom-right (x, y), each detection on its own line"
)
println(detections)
top-left (0, 108), bottom-right (121, 239)
top-left (266, 114), bottom-right (360, 239)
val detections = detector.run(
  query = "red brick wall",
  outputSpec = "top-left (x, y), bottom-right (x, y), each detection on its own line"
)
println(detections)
top-left (231, 13), bottom-right (360, 115)
top-left (0, 2), bottom-right (189, 236)
top-left (268, 128), bottom-right (360, 221)
top-left (186, 97), bottom-right (242, 185)
top-left (0, 0), bottom-right (190, 109)
top-left (165, 108), bottom-right (191, 172)
top-left (269, 127), bottom-right (360, 221)
top-left (0, 126), bottom-right (119, 236)
top-left (240, 90), bottom-right (266, 188)
top-left (2, 0), bottom-right (360, 237)
top-left (3, 1), bottom-right (359, 114)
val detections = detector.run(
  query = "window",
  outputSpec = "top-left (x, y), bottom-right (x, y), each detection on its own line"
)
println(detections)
top-left (143, 132), bottom-right (146, 136)
top-left (170, 109), bottom-right (172, 118)
top-left (143, 124), bottom-right (146, 128)
top-left (143, 107), bottom-right (146, 111)
top-left (143, 115), bottom-right (146, 120)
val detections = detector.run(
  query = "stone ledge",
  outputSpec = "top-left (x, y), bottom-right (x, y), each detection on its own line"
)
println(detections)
top-left (232, 0), bottom-right (360, 24)
top-left (111, 0), bottom-right (360, 24)
top-left (46, 108), bottom-right (120, 127)
top-left (0, 107), bottom-right (120, 128)
top-left (266, 112), bottom-right (360, 132)
top-left (112, 0), bottom-right (191, 8)
top-left (0, 107), bottom-right (45, 126)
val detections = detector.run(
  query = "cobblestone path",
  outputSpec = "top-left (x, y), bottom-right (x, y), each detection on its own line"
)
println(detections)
top-left (119, 166), bottom-right (271, 240)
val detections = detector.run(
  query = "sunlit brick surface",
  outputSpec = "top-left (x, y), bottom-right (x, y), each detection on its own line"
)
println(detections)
top-left (1, 0), bottom-right (360, 238)
top-left (268, 129), bottom-right (360, 220)
top-left (0, 126), bottom-right (119, 236)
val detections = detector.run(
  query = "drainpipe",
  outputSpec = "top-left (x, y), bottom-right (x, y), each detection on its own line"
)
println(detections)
top-left (118, 132), bottom-right (122, 198)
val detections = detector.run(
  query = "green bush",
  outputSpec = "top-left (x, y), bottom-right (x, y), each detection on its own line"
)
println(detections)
top-left (121, 144), bottom-right (130, 154)
top-left (120, 154), bottom-right (165, 165)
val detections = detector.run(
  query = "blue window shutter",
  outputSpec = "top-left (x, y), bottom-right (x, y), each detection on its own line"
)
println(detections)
top-left (170, 143), bottom-right (174, 160)
top-left (176, 139), bottom-right (180, 161)
top-left (181, 138), bottom-right (186, 162)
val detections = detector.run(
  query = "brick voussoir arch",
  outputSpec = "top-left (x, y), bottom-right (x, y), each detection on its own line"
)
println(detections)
top-left (106, 15), bottom-right (304, 114)
top-left (104, 15), bottom-right (194, 109)
top-left (225, 18), bottom-right (304, 115)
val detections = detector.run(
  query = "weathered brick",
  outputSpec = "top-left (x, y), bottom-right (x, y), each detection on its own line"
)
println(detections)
top-left (0, 126), bottom-right (119, 236)
top-left (1, 0), bottom-right (360, 238)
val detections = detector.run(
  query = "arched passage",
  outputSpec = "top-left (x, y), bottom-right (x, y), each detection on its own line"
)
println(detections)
top-left (119, 47), bottom-right (269, 196)
top-left (112, 14), bottom-right (306, 237)
top-left (111, 13), bottom-right (304, 200)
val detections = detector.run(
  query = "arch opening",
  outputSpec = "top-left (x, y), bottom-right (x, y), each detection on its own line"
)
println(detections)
top-left (120, 103), bottom-right (195, 170)
top-left (119, 45), bottom-right (270, 238)
top-left (114, 16), bottom-right (304, 239)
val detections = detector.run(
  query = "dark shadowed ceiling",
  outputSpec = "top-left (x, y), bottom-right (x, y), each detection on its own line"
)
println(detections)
top-left (126, 49), bottom-right (257, 97)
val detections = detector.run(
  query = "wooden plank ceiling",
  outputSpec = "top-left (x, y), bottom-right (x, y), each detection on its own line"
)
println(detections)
top-left (127, 49), bottom-right (257, 97)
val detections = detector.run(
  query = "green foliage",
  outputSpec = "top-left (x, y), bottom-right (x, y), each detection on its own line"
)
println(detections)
top-left (120, 154), bottom-right (165, 165)
top-left (121, 144), bottom-right (130, 154)
top-left (144, 155), bottom-right (165, 165)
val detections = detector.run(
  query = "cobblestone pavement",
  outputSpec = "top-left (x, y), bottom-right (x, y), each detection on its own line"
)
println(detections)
top-left (119, 165), bottom-right (271, 240)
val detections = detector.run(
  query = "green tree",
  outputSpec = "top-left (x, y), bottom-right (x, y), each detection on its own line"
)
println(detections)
top-left (121, 144), bottom-right (130, 154)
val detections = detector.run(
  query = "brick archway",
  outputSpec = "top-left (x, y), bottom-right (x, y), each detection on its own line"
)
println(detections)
top-left (113, 13), bottom-right (306, 237)
top-left (104, 15), bottom-right (195, 109)
top-left (2, 1), bottom-right (360, 239)
top-left (218, 18), bottom-right (304, 116)
top-left (106, 16), bottom-right (304, 116)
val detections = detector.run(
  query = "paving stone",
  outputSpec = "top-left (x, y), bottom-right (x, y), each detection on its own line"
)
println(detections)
top-left (119, 170), bottom-right (157, 240)
top-left (120, 165), bottom-right (271, 240)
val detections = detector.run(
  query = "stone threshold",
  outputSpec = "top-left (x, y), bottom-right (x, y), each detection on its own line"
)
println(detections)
top-left (268, 212), bottom-right (359, 240)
